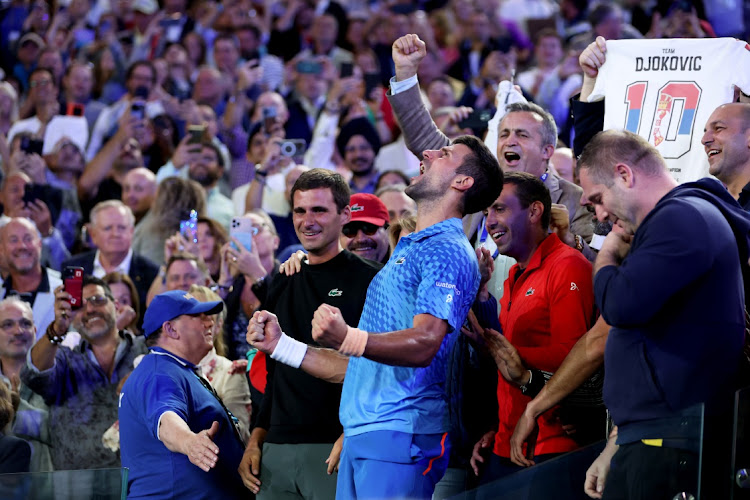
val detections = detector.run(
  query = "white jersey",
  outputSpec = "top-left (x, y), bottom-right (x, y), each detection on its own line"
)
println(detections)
top-left (590, 38), bottom-right (750, 183)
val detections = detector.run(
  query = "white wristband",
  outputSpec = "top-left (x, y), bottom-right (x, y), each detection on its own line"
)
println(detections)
top-left (270, 332), bottom-right (307, 368)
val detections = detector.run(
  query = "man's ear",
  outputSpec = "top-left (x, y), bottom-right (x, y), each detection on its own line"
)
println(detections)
top-left (528, 200), bottom-right (544, 225)
top-left (542, 143), bottom-right (555, 162)
top-left (453, 175), bottom-right (475, 193)
top-left (614, 163), bottom-right (635, 188)
top-left (163, 320), bottom-right (179, 339)
top-left (340, 205), bottom-right (351, 225)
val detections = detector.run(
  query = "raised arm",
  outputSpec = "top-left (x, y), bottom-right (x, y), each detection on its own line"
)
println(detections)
top-left (387, 34), bottom-right (451, 159)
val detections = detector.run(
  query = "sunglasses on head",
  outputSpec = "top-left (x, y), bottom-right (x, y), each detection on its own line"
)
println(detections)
top-left (342, 222), bottom-right (383, 238)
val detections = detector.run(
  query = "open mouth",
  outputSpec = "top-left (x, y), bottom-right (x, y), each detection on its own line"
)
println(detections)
top-left (707, 149), bottom-right (720, 159)
top-left (503, 151), bottom-right (521, 166)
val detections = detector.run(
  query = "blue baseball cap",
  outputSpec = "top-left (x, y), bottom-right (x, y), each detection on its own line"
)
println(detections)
top-left (142, 290), bottom-right (223, 337)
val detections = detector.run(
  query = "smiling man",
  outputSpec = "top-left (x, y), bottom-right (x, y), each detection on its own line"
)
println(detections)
top-left (240, 169), bottom-right (381, 500)
top-left (245, 127), bottom-right (502, 498)
top-left (336, 118), bottom-right (382, 195)
top-left (469, 172), bottom-right (594, 483)
top-left (702, 102), bottom-right (750, 209)
top-left (0, 217), bottom-right (63, 336)
top-left (340, 193), bottom-right (391, 264)
top-left (21, 276), bottom-right (147, 470)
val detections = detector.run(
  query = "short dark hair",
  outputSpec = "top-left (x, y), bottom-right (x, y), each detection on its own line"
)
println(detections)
top-left (453, 135), bottom-right (504, 215)
top-left (145, 328), bottom-right (162, 347)
top-left (125, 60), bottom-right (156, 86)
top-left (291, 169), bottom-right (351, 212)
top-left (166, 251), bottom-right (209, 278)
top-left (29, 67), bottom-right (54, 86)
top-left (201, 142), bottom-right (224, 168)
top-left (577, 130), bottom-right (666, 187)
top-left (503, 171), bottom-right (552, 230)
top-left (534, 28), bottom-right (562, 46)
top-left (83, 275), bottom-right (114, 300)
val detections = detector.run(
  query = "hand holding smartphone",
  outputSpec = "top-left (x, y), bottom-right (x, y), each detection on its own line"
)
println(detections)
top-left (63, 267), bottom-right (84, 309)
top-left (230, 217), bottom-right (255, 252)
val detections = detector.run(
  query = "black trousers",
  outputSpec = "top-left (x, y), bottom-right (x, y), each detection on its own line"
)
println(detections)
top-left (603, 442), bottom-right (698, 500)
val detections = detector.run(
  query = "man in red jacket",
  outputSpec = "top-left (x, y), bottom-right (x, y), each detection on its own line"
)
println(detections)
top-left (470, 171), bottom-right (596, 482)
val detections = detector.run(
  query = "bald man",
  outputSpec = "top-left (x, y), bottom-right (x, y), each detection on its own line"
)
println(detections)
top-left (122, 167), bottom-right (157, 224)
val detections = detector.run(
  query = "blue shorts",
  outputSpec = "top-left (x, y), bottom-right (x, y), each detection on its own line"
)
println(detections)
top-left (336, 430), bottom-right (450, 500)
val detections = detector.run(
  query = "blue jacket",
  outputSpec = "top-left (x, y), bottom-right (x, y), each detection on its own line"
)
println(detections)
top-left (597, 178), bottom-right (750, 444)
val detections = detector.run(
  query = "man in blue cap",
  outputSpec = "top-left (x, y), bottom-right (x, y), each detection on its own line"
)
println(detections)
top-left (119, 290), bottom-right (247, 499)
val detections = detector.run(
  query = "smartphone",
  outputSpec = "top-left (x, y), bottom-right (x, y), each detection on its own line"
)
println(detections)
top-left (134, 86), bottom-right (149, 100)
top-left (20, 136), bottom-right (44, 156)
top-left (364, 73), bottom-right (381, 97)
top-left (457, 110), bottom-right (492, 130)
top-left (279, 139), bottom-right (307, 158)
top-left (187, 124), bottom-right (206, 144)
top-left (296, 60), bottom-right (322, 75)
top-left (22, 184), bottom-right (44, 205)
top-left (130, 102), bottom-right (145, 120)
top-left (230, 217), bottom-right (254, 252)
top-left (262, 106), bottom-right (276, 133)
top-left (66, 102), bottom-right (84, 117)
top-left (179, 209), bottom-right (199, 244)
top-left (63, 266), bottom-right (84, 309)
top-left (340, 62), bottom-right (354, 78)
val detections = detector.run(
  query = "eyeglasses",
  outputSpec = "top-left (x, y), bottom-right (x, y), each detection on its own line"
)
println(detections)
top-left (29, 79), bottom-right (51, 88)
top-left (0, 318), bottom-right (34, 332)
top-left (82, 295), bottom-right (110, 307)
top-left (342, 222), bottom-right (383, 238)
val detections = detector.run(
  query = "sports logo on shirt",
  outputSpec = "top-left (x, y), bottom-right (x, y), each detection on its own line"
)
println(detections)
top-left (570, 282), bottom-right (579, 291)
top-left (395, 257), bottom-right (406, 265)
top-left (435, 281), bottom-right (461, 295)
top-left (328, 288), bottom-right (343, 297)
top-left (525, 287), bottom-right (535, 296)
top-left (351, 204), bottom-right (364, 212)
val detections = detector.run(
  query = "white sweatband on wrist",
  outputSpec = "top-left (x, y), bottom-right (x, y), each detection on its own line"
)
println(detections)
top-left (338, 327), bottom-right (368, 357)
top-left (270, 332), bottom-right (307, 368)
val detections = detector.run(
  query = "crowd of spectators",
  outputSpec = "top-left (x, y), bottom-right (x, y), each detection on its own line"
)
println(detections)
top-left (0, 0), bottom-right (748, 498)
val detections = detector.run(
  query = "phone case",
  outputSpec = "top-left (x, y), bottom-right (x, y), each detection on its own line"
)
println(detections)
top-left (63, 266), bottom-right (84, 309)
top-left (230, 217), bottom-right (254, 252)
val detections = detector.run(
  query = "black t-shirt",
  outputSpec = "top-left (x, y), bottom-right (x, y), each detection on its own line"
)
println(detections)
top-left (257, 250), bottom-right (381, 444)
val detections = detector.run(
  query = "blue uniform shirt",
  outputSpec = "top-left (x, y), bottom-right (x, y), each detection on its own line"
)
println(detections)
top-left (339, 218), bottom-right (480, 437)
top-left (119, 347), bottom-right (246, 499)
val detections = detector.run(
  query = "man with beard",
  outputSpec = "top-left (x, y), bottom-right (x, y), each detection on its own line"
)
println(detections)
top-left (340, 193), bottom-right (390, 264)
top-left (245, 134), bottom-right (503, 498)
top-left (21, 276), bottom-right (147, 470)
top-left (188, 143), bottom-right (233, 230)
top-left (335, 117), bottom-right (381, 194)
top-left (0, 218), bottom-right (63, 336)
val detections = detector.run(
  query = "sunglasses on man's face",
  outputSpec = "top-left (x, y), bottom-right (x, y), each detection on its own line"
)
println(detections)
top-left (342, 223), bottom-right (381, 238)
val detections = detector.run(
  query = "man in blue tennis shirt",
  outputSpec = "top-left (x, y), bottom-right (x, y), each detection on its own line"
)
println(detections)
top-left (247, 130), bottom-right (502, 497)
top-left (119, 291), bottom-right (247, 499)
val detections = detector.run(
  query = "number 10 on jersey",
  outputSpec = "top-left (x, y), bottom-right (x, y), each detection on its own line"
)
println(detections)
top-left (623, 81), bottom-right (702, 159)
